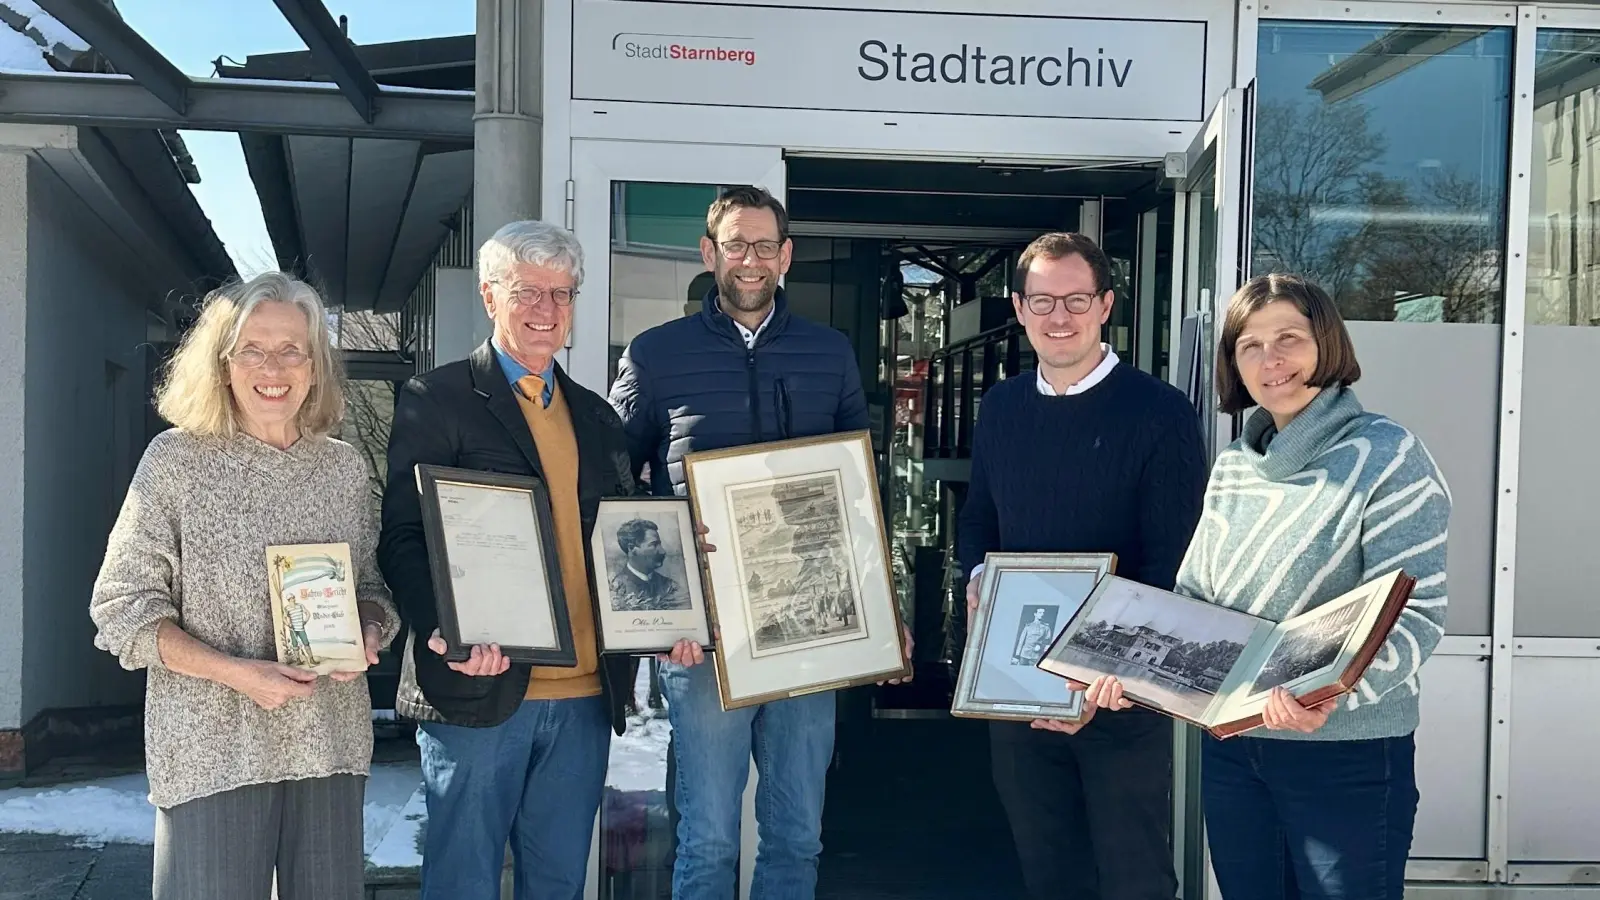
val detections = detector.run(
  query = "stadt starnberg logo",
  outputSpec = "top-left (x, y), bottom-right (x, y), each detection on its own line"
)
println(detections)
top-left (611, 32), bottom-right (758, 67)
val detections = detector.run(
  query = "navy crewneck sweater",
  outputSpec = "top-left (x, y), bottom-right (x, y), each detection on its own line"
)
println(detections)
top-left (957, 363), bottom-right (1209, 591)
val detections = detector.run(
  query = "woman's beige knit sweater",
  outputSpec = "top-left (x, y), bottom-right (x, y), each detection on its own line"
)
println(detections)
top-left (90, 428), bottom-right (399, 809)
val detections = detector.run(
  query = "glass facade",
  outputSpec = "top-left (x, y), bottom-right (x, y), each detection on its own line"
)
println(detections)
top-left (1253, 20), bottom-right (1514, 636)
top-left (1253, 22), bottom-right (1512, 323)
top-left (1514, 29), bottom-right (1600, 638)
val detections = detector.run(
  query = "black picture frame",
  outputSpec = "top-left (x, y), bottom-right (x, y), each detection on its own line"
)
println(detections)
top-left (590, 495), bottom-right (717, 656)
top-left (415, 464), bottom-right (576, 667)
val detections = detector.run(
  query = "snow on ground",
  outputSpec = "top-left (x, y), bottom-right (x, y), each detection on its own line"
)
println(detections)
top-left (0, 669), bottom-right (672, 866)
top-left (607, 664), bottom-right (673, 793)
top-left (0, 763), bottom-right (424, 857)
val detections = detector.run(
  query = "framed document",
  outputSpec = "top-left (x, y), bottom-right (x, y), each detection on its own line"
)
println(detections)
top-left (590, 496), bottom-right (715, 655)
top-left (268, 542), bottom-right (365, 675)
top-left (683, 430), bottom-right (910, 710)
top-left (1038, 570), bottom-right (1416, 738)
top-left (951, 552), bottom-right (1116, 722)
top-left (415, 464), bottom-right (576, 667)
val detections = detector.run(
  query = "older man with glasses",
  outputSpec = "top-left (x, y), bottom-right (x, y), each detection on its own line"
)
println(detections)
top-left (379, 219), bottom-right (639, 900)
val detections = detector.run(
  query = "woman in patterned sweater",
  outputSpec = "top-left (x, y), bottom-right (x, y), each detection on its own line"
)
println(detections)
top-left (90, 273), bottom-right (399, 900)
top-left (1083, 273), bottom-right (1451, 900)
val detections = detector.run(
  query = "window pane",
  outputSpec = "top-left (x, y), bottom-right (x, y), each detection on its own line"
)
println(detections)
top-left (607, 181), bottom-right (720, 386)
top-left (1253, 22), bottom-right (1512, 324)
top-left (1514, 30), bottom-right (1600, 638)
top-left (1528, 29), bottom-right (1600, 327)
top-left (602, 180), bottom-right (720, 900)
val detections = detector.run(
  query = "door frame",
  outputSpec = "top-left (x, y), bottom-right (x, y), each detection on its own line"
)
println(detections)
top-left (568, 139), bottom-right (785, 899)
top-left (1167, 81), bottom-right (1256, 900)
top-left (567, 139), bottom-right (787, 394)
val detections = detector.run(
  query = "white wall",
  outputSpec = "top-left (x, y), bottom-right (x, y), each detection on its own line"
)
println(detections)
top-left (0, 153), bottom-right (28, 731)
top-left (20, 157), bottom-right (150, 722)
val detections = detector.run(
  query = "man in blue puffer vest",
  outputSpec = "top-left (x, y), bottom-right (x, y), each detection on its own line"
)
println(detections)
top-left (609, 185), bottom-right (888, 899)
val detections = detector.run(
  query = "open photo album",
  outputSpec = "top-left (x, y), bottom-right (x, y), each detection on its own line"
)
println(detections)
top-left (1037, 569), bottom-right (1416, 738)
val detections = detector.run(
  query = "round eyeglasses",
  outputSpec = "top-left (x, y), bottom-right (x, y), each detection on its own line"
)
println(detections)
top-left (230, 347), bottom-right (309, 369)
top-left (1022, 292), bottom-right (1101, 316)
top-left (495, 283), bottom-right (577, 308)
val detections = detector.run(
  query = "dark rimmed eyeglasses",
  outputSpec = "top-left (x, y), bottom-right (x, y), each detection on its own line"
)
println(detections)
top-left (1021, 291), bottom-right (1102, 316)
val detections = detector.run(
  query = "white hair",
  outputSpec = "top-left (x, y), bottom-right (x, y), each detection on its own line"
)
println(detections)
top-left (477, 220), bottom-right (585, 288)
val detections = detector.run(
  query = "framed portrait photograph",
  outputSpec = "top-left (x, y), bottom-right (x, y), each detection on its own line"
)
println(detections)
top-left (683, 430), bottom-right (910, 710)
top-left (590, 496), bottom-right (715, 655)
top-left (951, 552), bottom-right (1116, 722)
top-left (415, 464), bottom-right (577, 667)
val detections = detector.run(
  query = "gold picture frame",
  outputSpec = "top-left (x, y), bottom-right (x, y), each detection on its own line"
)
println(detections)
top-left (683, 430), bottom-right (910, 710)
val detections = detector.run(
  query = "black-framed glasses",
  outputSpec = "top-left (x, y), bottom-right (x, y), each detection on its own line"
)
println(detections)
top-left (716, 239), bottom-right (783, 260)
top-left (494, 283), bottom-right (577, 307)
top-left (1022, 291), bottom-right (1101, 316)
top-left (230, 347), bottom-right (309, 369)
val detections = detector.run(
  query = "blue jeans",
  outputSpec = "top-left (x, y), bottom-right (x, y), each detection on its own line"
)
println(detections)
top-left (1202, 733), bottom-right (1419, 900)
top-left (661, 661), bottom-right (835, 900)
top-left (416, 697), bottom-right (610, 900)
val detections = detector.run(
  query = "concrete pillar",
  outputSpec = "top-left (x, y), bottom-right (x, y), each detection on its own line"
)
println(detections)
top-left (444, 0), bottom-right (544, 364)
top-left (0, 152), bottom-right (27, 755)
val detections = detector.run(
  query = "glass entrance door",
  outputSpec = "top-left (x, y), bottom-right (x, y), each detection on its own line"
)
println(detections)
top-left (1168, 82), bottom-right (1256, 900)
top-left (570, 139), bottom-right (785, 900)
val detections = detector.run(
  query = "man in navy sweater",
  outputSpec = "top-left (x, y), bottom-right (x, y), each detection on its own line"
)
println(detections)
top-left (958, 232), bottom-right (1207, 900)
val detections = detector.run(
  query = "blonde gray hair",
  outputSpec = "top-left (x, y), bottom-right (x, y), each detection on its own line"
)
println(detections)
top-left (477, 220), bottom-right (585, 288)
top-left (155, 272), bottom-right (345, 438)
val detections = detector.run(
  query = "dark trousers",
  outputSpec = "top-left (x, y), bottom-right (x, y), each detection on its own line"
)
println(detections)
top-left (1201, 733), bottom-right (1418, 900)
top-left (152, 775), bottom-right (366, 900)
top-left (990, 709), bottom-right (1177, 900)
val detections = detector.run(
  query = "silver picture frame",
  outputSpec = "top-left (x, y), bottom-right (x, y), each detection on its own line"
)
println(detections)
top-left (952, 551), bottom-right (1117, 722)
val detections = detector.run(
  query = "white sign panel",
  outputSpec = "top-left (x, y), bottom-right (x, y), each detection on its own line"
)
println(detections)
top-left (573, 2), bottom-right (1209, 122)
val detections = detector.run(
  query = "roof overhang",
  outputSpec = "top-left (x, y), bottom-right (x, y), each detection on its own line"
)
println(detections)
top-left (4, 1), bottom-right (477, 314)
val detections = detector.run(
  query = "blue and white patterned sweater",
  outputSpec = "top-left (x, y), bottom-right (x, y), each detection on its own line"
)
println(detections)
top-left (1175, 385), bottom-right (1452, 741)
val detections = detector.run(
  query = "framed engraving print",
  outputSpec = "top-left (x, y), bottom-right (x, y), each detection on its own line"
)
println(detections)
top-left (591, 496), bottom-right (715, 655)
top-left (683, 430), bottom-right (910, 710)
top-left (267, 542), bottom-right (365, 675)
top-left (415, 464), bottom-right (576, 667)
top-left (951, 552), bottom-right (1116, 722)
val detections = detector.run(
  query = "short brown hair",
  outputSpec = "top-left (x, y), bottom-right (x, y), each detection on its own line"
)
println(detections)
top-left (1013, 232), bottom-right (1113, 296)
top-left (1216, 273), bottom-right (1361, 414)
top-left (706, 185), bottom-right (789, 241)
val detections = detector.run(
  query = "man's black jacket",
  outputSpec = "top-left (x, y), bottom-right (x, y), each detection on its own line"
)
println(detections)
top-left (378, 342), bottom-right (638, 734)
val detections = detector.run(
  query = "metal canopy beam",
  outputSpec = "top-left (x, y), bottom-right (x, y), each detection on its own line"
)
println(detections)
top-left (0, 72), bottom-right (473, 143)
top-left (33, 0), bottom-right (192, 115)
top-left (270, 0), bottom-right (382, 122)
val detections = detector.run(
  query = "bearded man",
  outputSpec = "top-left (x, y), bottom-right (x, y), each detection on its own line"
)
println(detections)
top-left (608, 185), bottom-right (910, 900)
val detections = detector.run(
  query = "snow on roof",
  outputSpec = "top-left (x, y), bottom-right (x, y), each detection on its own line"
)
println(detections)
top-left (2, 0), bottom-right (88, 56)
top-left (0, 10), bottom-right (52, 72)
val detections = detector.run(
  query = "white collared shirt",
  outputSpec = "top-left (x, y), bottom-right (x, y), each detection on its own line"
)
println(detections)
top-left (732, 305), bottom-right (776, 348)
top-left (1036, 344), bottom-right (1119, 396)
top-left (971, 344), bottom-right (1120, 583)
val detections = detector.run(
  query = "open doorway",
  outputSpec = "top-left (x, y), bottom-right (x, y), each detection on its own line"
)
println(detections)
top-left (780, 156), bottom-right (1177, 898)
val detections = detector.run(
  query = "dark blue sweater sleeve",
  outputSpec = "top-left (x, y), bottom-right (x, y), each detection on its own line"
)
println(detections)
top-left (1134, 400), bottom-right (1210, 590)
top-left (956, 392), bottom-right (1001, 580)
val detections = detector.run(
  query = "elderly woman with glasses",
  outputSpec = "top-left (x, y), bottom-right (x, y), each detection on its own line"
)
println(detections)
top-left (90, 273), bottom-right (399, 900)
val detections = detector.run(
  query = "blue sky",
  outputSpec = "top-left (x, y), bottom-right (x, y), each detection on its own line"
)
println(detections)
top-left (116, 1), bottom-right (473, 276)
